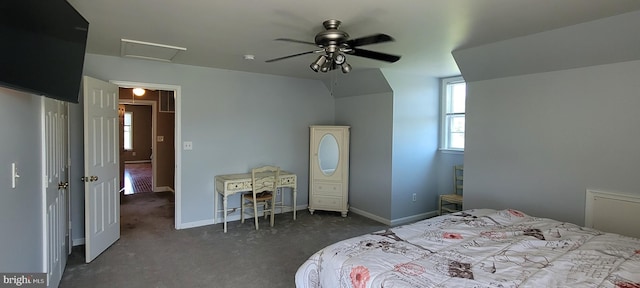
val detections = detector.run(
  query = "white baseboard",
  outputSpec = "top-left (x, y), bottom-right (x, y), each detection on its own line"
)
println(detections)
top-left (390, 210), bottom-right (438, 226)
top-left (154, 186), bottom-right (174, 193)
top-left (349, 207), bottom-right (391, 225)
top-left (210, 204), bottom-right (308, 225)
top-left (72, 238), bottom-right (85, 246)
top-left (294, 204), bottom-right (308, 212)
top-left (179, 205), bottom-right (308, 229)
top-left (124, 160), bottom-right (151, 164)
top-left (349, 207), bottom-right (438, 226)
top-left (177, 219), bottom-right (215, 230)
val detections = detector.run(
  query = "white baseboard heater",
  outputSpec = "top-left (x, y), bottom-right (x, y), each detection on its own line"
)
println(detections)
top-left (585, 189), bottom-right (640, 238)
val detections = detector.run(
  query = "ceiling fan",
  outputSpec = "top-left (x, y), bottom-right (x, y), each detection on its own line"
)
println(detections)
top-left (266, 19), bottom-right (401, 73)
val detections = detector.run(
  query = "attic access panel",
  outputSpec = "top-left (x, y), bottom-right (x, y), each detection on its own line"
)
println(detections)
top-left (120, 39), bottom-right (186, 62)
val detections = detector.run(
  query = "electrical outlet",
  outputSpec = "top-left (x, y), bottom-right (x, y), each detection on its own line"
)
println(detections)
top-left (412, 193), bottom-right (417, 202)
top-left (183, 141), bottom-right (193, 150)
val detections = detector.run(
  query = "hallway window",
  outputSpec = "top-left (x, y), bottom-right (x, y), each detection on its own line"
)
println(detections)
top-left (440, 76), bottom-right (466, 151)
top-left (124, 111), bottom-right (133, 150)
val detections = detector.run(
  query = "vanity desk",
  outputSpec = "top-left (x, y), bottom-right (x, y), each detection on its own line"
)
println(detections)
top-left (214, 171), bottom-right (297, 233)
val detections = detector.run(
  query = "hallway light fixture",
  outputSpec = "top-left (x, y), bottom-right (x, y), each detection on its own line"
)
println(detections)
top-left (132, 88), bottom-right (145, 96)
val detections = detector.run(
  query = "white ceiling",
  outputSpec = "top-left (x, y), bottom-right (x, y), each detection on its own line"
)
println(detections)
top-left (68, 0), bottom-right (640, 80)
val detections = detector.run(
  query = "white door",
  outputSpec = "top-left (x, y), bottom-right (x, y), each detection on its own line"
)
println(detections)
top-left (83, 76), bottom-right (120, 263)
top-left (43, 98), bottom-right (69, 287)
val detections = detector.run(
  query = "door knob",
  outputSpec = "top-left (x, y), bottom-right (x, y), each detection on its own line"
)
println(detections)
top-left (58, 182), bottom-right (69, 189)
top-left (81, 176), bottom-right (99, 182)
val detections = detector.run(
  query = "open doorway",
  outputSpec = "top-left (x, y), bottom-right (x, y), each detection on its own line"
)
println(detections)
top-left (118, 87), bottom-right (175, 194)
top-left (111, 80), bottom-right (182, 229)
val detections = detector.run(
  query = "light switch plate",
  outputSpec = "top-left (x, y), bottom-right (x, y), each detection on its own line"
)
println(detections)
top-left (157, 136), bottom-right (164, 142)
top-left (11, 162), bottom-right (20, 188)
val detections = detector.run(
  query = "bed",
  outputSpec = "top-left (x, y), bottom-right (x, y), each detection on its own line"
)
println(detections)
top-left (295, 209), bottom-right (640, 287)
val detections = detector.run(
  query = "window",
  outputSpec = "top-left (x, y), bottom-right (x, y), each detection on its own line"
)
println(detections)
top-left (441, 76), bottom-right (466, 151)
top-left (123, 111), bottom-right (133, 150)
top-left (159, 90), bottom-right (175, 113)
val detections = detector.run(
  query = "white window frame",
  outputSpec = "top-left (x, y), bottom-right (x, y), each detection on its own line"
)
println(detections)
top-left (123, 111), bottom-right (133, 151)
top-left (440, 76), bottom-right (466, 152)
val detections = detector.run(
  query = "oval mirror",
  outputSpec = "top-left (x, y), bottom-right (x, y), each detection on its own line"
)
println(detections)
top-left (318, 133), bottom-right (339, 176)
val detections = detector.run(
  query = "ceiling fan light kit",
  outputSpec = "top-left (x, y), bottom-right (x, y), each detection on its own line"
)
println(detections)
top-left (310, 55), bottom-right (327, 72)
top-left (267, 19), bottom-right (401, 74)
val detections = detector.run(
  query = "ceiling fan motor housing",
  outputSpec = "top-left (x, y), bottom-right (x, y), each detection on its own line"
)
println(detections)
top-left (315, 20), bottom-right (350, 48)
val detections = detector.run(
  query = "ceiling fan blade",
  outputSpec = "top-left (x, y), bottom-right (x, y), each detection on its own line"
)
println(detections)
top-left (347, 48), bottom-right (401, 63)
top-left (265, 50), bottom-right (317, 63)
top-left (346, 33), bottom-right (394, 47)
top-left (274, 38), bottom-right (317, 46)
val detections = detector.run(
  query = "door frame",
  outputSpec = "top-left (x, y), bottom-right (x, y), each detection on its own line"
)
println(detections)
top-left (118, 99), bottom-right (157, 191)
top-left (111, 80), bottom-right (182, 229)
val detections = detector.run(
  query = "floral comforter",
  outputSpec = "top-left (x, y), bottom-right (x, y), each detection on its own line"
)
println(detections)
top-left (295, 209), bottom-right (640, 287)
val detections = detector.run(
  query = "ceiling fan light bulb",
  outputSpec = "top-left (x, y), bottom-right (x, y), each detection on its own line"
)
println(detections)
top-left (321, 60), bottom-right (331, 72)
top-left (310, 55), bottom-right (328, 72)
top-left (317, 55), bottom-right (327, 66)
top-left (341, 63), bottom-right (352, 73)
top-left (334, 53), bottom-right (346, 65)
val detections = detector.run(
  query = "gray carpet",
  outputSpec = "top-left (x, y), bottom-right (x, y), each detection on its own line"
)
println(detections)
top-left (60, 192), bottom-right (388, 288)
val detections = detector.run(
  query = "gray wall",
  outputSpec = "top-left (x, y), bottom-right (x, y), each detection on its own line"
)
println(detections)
top-left (436, 152), bottom-right (464, 202)
top-left (70, 54), bottom-right (334, 236)
top-left (384, 71), bottom-right (443, 221)
top-left (122, 104), bottom-right (153, 162)
top-left (332, 69), bottom-right (454, 224)
top-left (333, 69), bottom-right (393, 220)
top-left (69, 93), bottom-right (85, 242)
top-left (336, 91), bottom-right (393, 220)
top-left (464, 60), bottom-right (640, 225)
top-left (0, 88), bottom-right (44, 272)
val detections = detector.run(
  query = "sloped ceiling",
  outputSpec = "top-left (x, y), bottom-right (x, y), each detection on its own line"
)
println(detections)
top-left (453, 10), bottom-right (640, 82)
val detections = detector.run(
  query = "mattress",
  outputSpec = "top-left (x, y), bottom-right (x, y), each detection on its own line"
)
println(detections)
top-left (295, 209), bottom-right (640, 287)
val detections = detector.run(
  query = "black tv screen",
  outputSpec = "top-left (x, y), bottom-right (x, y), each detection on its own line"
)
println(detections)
top-left (0, 0), bottom-right (88, 103)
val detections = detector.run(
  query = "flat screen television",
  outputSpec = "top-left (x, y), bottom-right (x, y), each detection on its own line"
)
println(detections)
top-left (0, 0), bottom-right (89, 103)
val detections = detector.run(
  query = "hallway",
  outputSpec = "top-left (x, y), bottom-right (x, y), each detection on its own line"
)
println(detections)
top-left (123, 163), bottom-right (152, 194)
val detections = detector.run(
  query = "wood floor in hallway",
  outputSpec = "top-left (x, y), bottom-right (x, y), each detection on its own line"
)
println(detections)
top-left (123, 162), bottom-right (152, 194)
